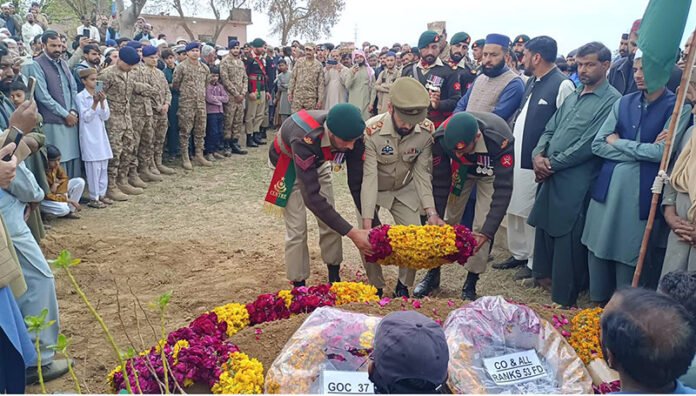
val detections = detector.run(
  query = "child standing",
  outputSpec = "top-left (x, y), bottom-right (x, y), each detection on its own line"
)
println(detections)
top-left (204, 65), bottom-right (229, 161)
top-left (275, 60), bottom-right (292, 125)
top-left (42, 145), bottom-right (85, 219)
top-left (76, 68), bottom-right (112, 208)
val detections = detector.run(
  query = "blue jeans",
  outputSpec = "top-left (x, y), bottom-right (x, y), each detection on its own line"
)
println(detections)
top-left (205, 113), bottom-right (224, 154)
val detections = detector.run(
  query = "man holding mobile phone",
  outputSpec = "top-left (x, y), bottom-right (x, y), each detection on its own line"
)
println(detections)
top-left (76, 15), bottom-right (99, 42)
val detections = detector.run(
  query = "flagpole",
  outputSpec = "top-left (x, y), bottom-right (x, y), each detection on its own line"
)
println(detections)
top-left (632, 28), bottom-right (696, 287)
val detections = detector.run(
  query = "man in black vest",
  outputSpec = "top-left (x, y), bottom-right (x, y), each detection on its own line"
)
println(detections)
top-left (401, 30), bottom-right (460, 128)
top-left (492, 36), bottom-right (575, 281)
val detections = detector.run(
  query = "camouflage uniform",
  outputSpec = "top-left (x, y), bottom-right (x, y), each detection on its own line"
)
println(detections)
top-left (219, 55), bottom-right (247, 141)
top-left (149, 65), bottom-right (172, 163)
top-left (98, 65), bottom-right (134, 182)
top-left (172, 59), bottom-right (210, 155)
top-left (289, 57), bottom-right (324, 113)
top-left (129, 63), bottom-right (159, 174)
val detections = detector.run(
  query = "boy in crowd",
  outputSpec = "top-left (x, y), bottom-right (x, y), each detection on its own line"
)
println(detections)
top-left (41, 145), bottom-right (84, 219)
top-left (204, 65), bottom-right (228, 161)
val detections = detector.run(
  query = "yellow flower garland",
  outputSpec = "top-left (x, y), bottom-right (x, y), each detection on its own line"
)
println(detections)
top-left (212, 352), bottom-right (265, 394)
top-left (568, 307), bottom-right (604, 365)
top-left (330, 282), bottom-right (380, 305)
top-left (277, 290), bottom-right (293, 308)
top-left (211, 303), bottom-right (251, 337)
top-left (172, 340), bottom-right (190, 366)
top-left (380, 225), bottom-right (459, 269)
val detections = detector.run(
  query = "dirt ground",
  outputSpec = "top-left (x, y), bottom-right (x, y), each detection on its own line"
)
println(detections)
top-left (27, 134), bottom-right (590, 393)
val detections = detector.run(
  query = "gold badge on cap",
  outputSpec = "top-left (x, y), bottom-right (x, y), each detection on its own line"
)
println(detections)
top-left (303, 136), bottom-right (313, 144)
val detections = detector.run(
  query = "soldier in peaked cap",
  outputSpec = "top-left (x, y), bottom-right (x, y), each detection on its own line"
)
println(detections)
top-left (401, 30), bottom-right (461, 128)
top-left (361, 77), bottom-right (445, 298)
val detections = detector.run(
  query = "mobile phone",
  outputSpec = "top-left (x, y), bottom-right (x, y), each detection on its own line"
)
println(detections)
top-left (27, 76), bottom-right (36, 102)
top-left (83, 29), bottom-right (90, 38)
top-left (2, 127), bottom-right (23, 161)
top-left (95, 80), bottom-right (103, 93)
top-left (327, 59), bottom-right (337, 65)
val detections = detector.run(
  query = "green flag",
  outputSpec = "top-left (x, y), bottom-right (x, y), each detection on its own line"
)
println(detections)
top-left (637, 0), bottom-right (692, 93)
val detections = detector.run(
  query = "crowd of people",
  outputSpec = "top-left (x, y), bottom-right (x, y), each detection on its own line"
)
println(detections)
top-left (0, 4), bottom-right (693, 393)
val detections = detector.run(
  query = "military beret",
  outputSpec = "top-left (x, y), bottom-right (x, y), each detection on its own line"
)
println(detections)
top-left (105, 39), bottom-right (116, 47)
top-left (326, 103), bottom-right (366, 141)
top-left (472, 39), bottom-right (485, 49)
top-left (228, 39), bottom-right (239, 49)
top-left (485, 33), bottom-right (510, 48)
top-left (250, 38), bottom-right (265, 48)
top-left (450, 32), bottom-right (471, 46)
top-left (142, 45), bottom-right (158, 57)
top-left (439, 112), bottom-right (479, 152)
top-left (185, 42), bottom-right (200, 52)
top-left (390, 77), bottom-right (429, 125)
top-left (126, 40), bottom-right (142, 49)
top-left (513, 34), bottom-right (530, 44)
top-left (119, 46), bottom-right (140, 65)
top-left (418, 30), bottom-right (441, 49)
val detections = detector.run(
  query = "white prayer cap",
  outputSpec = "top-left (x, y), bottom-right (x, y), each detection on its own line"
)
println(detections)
top-left (1, 3), bottom-right (10, 8)
top-left (635, 48), bottom-right (643, 60)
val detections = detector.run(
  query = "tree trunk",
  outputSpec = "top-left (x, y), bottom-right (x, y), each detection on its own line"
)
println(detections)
top-left (173, 0), bottom-right (196, 41)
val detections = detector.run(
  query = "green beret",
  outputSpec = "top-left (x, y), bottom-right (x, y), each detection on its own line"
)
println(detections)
top-left (327, 103), bottom-right (366, 141)
top-left (514, 34), bottom-right (530, 44)
top-left (418, 30), bottom-right (441, 49)
top-left (440, 112), bottom-right (480, 152)
top-left (250, 38), bottom-right (266, 48)
top-left (450, 32), bottom-right (471, 46)
top-left (472, 39), bottom-right (485, 49)
top-left (390, 77), bottom-right (429, 125)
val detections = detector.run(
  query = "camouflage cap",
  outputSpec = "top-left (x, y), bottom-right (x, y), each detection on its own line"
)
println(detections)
top-left (390, 77), bottom-right (430, 125)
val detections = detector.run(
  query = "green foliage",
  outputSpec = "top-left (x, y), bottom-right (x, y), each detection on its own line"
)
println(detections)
top-left (25, 308), bottom-right (56, 332)
top-left (48, 250), bottom-right (81, 270)
top-left (48, 333), bottom-right (73, 354)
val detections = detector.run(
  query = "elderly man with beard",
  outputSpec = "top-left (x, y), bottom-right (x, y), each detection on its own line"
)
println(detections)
top-left (454, 34), bottom-right (524, 125)
top-left (446, 32), bottom-right (476, 96)
top-left (528, 42), bottom-right (620, 308)
top-left (402, 30), bottom-right (460, 128)
top-left (23, 31), bottom-right (81, 178)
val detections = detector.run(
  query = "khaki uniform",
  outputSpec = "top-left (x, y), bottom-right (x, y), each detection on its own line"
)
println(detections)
top-left (360, 113), bottom-right (436, 288)
top-left (98, 65), bottom-right (134, 181)
top-left (149, 65), bottom-right (172, 162)
top-left (219, 55), bottom-right (248, 140)
top-left (289, 57), bottom-right (324, 113)
top-left (129, 63), bottom-right (159, 173)
top-left (172, 59), bottom-right (210, 153)
top-left (369, 68), bottom-right (399, 114)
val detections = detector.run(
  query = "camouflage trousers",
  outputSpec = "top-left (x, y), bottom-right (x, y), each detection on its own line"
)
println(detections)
top-left (132, 112), bottom-right (154, 172)
top-left (105, 111), bottom-right (136, 180)
top-left (290, 96), bottom-right (318, 114)
top-left (152, 112), bottom-right (168, 162)
top-left (223, 101), bottom-right (245, 140)
top-left (178, 106), bottom-right (206, 152)
top-left (244, 94), bottom-right (266, 135)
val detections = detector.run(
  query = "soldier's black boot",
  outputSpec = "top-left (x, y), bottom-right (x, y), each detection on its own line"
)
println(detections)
top-left (260, 127), bottom-right (268, 140)
top-left (413, 267), bottom-right (441, 298)
top-left (231, 138), bottom-right (248, 154)
top-left (327, 264), bottom-right (341, 284)
top-left (293, 280), bottom-right (306, 288)
top-left (246, 134), bottom-right (258, 148)
top-left (461, 273), bottom-right (480, 301)
top-left (392, 280), bottom-right (409, 298)
top-left (253, 132), bottom-right (267, 145)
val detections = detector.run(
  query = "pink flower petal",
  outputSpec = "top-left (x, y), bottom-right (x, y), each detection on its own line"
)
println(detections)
top-left (436, 319), bottom-right (443, 326)
top-left (412, 301), bottom-right (421, 309)
top-left (433, 308), bottom-right (438, 315)
top-left (448, 301), bottom-right (454, 307)
top-left (255, 328), bottom-right (262, 334)
top-left (561, 331), bottom-right (571, 337)
top-left (378, 297), bottom-right (391, 307)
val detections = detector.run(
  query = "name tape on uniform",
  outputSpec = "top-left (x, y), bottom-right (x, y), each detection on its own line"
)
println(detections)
top-left (482, 349), bottom-right (547, 386)
top-left (321, 370), bottom-right (374, 394)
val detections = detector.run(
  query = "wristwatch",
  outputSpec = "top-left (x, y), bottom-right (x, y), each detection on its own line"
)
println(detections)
top-left (69, 110), bottom-right (78, 118)
top-left (426, 210), bottom-right (438, 218)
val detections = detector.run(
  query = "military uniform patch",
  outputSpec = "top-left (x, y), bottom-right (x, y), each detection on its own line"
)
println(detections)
top-left (365, 127), bottom-right (372, 136)
top-left (294, 154), bottom-right (316, 170)
top-left (454, 82), bottom-right (461, 91)
top-left (302, 136), bottom-right (313, 144)
top-left (500, 139), bottom-right (509, 149)
top-left (501, 154), bottom-right (513, 168)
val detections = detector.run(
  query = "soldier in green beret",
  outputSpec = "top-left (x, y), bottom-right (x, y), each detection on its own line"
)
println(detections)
top-left (361, 77), bottom-right (445, 298)
top-left (447, 31), bottom-right (477, 96)
top-left (244, 38), bottom-right (271, 147)
top-left (513, 34), bottom-right (530, 70)
top-left (265, 103), bottom-right (373, 287)
top-left (471, 39), bottom-right (485, 71)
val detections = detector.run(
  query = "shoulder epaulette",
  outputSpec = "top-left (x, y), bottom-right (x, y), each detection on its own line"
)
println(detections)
top-left (419, 119), bottom-right (434, 133)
